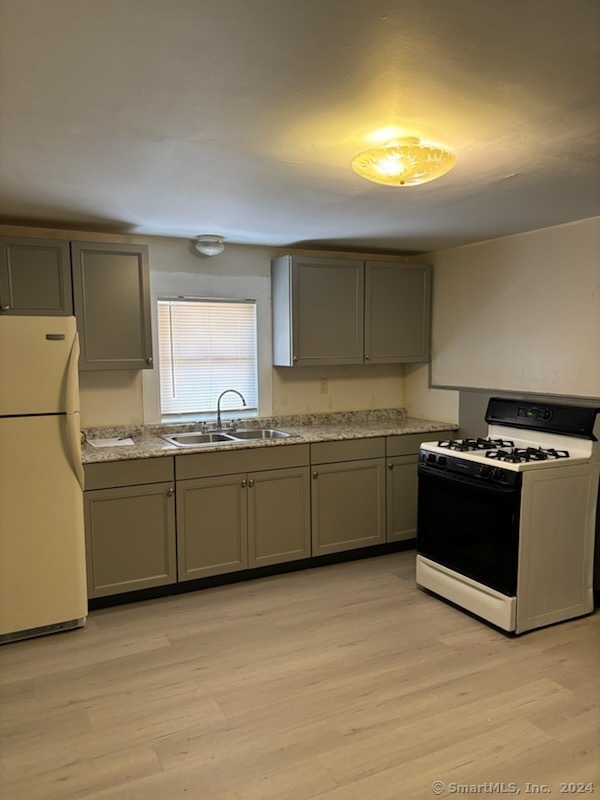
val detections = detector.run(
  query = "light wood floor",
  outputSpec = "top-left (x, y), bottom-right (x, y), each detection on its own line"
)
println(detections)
top-left (1, 551), bottom-right (599, 800)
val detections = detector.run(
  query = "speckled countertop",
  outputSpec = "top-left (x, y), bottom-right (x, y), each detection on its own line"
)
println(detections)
top-left (81, 408), bottom-right (457, 465)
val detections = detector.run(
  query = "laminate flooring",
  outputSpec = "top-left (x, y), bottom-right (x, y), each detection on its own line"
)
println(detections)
top-left (1, 551), bottom-right (599, 800)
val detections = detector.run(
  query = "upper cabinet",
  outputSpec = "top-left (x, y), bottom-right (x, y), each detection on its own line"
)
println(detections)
top-left (364, 261), bottom-right (431, 363)
top-left (0, 237), bottom-right (73, 315)
top-left (71, 241), bottom-right (153, 371)
top-left (0, 235), bottom-right (153, 371)
top-left (271, 255), bottom-right (431, 366)
top-left (272, 256), bottom-right (364, 366)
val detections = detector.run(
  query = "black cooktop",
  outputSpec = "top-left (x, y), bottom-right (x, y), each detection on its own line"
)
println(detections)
top-left (438, 437), bottom-right (514, 452)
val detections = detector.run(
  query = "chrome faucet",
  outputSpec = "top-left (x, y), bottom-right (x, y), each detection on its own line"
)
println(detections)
top-left (216, 389), bottom-right (247, 430)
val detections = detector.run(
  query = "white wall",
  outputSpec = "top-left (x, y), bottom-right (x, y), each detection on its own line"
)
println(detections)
top-left (403, 363), bottom-right (459, 424)
top-left (428, 217), bottom-right (600, 399)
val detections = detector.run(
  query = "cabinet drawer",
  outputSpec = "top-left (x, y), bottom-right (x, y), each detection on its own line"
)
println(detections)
top-left (310, 437), bottom-right (385, 464)
top-left (386, 430), bottom-right (455, 457)
top-left (84, 457), bottom-right (174, 490)
top-left (175, 443), bottom-right (310, 480)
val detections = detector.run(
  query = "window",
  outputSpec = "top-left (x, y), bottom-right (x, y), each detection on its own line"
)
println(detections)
top-left (157, 298), bottom-right (258, 418)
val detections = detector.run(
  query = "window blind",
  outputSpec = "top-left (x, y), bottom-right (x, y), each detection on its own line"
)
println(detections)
top-left (158, 299), bottom-right (258, 416)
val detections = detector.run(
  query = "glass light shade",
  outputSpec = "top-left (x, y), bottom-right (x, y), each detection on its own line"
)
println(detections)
top-left (351, 137), bottom-right (456, 186)
top-left (194, 235), bottom-right (225, 256)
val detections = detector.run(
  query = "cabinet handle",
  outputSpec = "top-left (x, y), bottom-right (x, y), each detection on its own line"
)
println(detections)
top-left (312, 471), bottom-right (318, 479)
top-left (241, 480), bottom-right (247, 488)
top-left (365, 355), bottom-right (370, 360)
top-left (388, 463), bottom-right (394, 470)
top-left (146, 356), bottom-right (153, 365)
top-left (293, 355), bottom-right (298, 362)
top-left (1, 305), bottom-right (10, 311)
top-left (167, 487), bottom-right (174, 496)
top-left (248, 479), bottom-right (255, 488)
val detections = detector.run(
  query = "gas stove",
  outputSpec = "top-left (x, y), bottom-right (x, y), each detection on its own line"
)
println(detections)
top-left (416, 397), bottom-right (600, 634)
top-left (421, 413), bottom-right (596, 477)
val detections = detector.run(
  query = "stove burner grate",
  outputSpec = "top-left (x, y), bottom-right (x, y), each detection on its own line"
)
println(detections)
top-left (486, 447), bottom-right (570, 463)
top-left (438, 437), bottom-right (515, 452)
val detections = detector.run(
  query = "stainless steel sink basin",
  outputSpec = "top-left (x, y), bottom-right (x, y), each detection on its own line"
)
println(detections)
top-left (232, 429), bottom-right (292, 440)
top-left (161, 432), bottom-right (238, 446)
top-left (161, 428), bottom-right (294, 447)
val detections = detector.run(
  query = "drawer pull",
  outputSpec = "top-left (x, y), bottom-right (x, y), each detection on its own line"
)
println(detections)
top-left (312, 471), bottom-right (318, 479)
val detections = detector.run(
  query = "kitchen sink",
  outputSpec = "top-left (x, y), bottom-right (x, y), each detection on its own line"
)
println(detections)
top-left (161, 432), bottom-right (238, 446)
top-left (231, 429), bottom-right (292, 440)
top-left (161, 428), bottom-right (294, 447)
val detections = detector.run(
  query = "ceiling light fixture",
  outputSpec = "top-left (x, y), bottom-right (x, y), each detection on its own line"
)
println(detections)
top-left (351, 137), bottom-right (456, 187)
top-left (194, 235), bottom-right (225, 256)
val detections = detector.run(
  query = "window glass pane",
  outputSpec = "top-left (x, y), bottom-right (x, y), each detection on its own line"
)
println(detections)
top-left (158, 299), bottom-right (258, 416)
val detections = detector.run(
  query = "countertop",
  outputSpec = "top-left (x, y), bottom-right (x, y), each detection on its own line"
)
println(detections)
top-left (81, 409), bottom-right (457, 465)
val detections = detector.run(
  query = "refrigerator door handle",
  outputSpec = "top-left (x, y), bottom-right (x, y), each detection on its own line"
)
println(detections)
top-left (65, 331), bottom-right (80, 414)
top-left (66, 411), bottom-right (85, 490)
top-left (65, 331), bottom-right (84, 489)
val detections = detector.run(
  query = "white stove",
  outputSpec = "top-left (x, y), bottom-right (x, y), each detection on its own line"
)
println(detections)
top-left (416, 398), bottom-right (600, 634)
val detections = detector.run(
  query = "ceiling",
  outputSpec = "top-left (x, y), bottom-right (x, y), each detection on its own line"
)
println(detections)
top-left (1, 0), bottom-right (599, 254)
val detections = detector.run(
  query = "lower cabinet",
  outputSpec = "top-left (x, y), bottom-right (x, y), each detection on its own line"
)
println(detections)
top-left (385, 431), bottom-right (454, 542)
top-left (176, 473), bottom-right (248, 580)
top-left (248, 467), bottom-right (311, 568)
top-left (82, 431), bottom-right (455, 599)
top-left (83, 458), bottom-right (176, 598)
top-left (310, 438), bottom-right (386, 556)
top-left (176, 445), bottom-right (311, 580)
top-left (386, 455), bottom-right (419, 541)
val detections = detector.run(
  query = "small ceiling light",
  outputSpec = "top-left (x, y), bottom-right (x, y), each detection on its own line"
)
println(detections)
top-left (194, 235), bottom-right (225, 256)
top-left (351, 137), bottom-right (456, 187)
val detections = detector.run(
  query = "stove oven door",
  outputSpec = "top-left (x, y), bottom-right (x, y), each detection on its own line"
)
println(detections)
top-left (417, 466), bottom-right (521, 596)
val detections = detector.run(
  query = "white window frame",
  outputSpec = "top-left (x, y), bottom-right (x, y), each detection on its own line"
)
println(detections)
top-left (156, 296), bottom-right (259, 423)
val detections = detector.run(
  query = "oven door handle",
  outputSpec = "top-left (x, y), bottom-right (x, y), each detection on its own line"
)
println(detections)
top-left (418, 465), bottom-right (519, 494)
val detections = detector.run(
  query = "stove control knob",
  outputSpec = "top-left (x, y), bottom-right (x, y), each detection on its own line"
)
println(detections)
top-left (438, 456), bottom-right (447, 466)
top-left (480, 465), bottom-right (492, 478)
top-left (427, 454), bottom-right (437, 464)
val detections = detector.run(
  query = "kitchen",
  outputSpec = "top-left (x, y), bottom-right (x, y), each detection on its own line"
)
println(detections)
top-left (1, 1), bottom-right (600, 798)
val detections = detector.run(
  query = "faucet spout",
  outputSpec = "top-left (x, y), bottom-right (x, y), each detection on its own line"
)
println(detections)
top-left (216, 389), bottom-right (247, 429)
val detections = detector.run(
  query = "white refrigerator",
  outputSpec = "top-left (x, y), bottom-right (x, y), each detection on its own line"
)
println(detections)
top-left (0, 316), bottom-right (87, 643)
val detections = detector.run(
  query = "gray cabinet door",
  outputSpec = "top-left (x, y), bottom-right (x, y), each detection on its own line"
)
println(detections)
top-left (386, 454), bottom-right (419, 542)
top-left (71, 241), bottom-right (153, 370)
top-left (272, 255), bottom-right (364, 366)
top-left (247, 467), bottom-right (311, 568)
top-left (84, 481), bottom-right (176, 598)
top-left (177, 474), bottom-right (248, 580)
top-left (0, 237), bottom-right (72, 315)
top-left (365, 262), bottom-right (431, 363)
top-left (311, 458), bottom-right (386, 556)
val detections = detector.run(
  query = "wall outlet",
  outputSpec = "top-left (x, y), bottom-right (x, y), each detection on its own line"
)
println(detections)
top-left (319, 379), bottom-right (328, 395)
